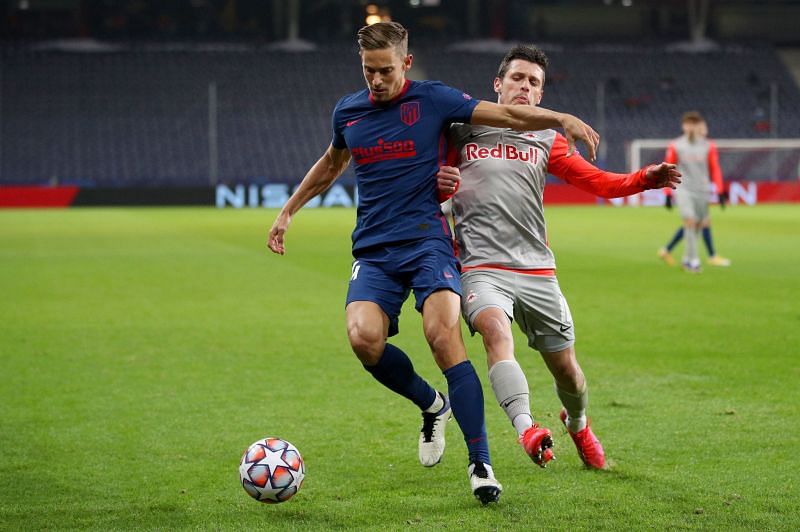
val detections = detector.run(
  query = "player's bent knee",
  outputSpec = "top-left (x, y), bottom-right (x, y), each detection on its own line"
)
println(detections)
top-left (477, 317), bottom-right (513, 350)
top-left (347, 323), bottom-right (385, 365)
top-left (425, 325), bottom-right (466, 369)
top-left (424, 325), bottom-right (454, 354)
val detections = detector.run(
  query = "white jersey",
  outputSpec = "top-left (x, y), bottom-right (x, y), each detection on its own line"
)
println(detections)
top-left (667, 134), bottom-right (723, 196)
top-left (448, 123), bottom-right (650, 271)
top-left (449, 124), bottom-right (559, 270)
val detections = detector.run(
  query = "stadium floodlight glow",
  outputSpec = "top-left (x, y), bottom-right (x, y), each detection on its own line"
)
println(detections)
top-left (365, 4), bottom-right (391, 25)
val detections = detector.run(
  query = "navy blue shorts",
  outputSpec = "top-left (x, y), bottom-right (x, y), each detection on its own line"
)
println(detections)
top-left (346, 238), bottom-right (461, 337)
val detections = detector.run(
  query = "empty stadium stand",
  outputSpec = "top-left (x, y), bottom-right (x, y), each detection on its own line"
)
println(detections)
top-left (2, 43), bottom-right (799, 187)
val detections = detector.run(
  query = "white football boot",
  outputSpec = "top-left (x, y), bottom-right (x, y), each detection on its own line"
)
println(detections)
top-left (418, 393), bottom-right (451, 467)
top-left (468, 461), bottom-right (502, 505)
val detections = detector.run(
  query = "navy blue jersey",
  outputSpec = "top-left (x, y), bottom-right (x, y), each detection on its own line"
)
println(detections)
top-left (331, 80), bottom-right (478, 254)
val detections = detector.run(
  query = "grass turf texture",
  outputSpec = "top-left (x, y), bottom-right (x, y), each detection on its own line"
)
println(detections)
top-left (1, 205), bottom-right (798, 530)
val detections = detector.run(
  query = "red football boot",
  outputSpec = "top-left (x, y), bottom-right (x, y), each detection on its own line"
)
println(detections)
top-left (559, 408), bottom-right (606, 469)
top-left (519, 424), bottom-right (555, 468)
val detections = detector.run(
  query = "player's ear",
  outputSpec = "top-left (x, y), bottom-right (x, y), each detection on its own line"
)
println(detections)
top-left (493, 77), bottom-right (502, 94)
top-left (403, 54), bottom-right (413, 71)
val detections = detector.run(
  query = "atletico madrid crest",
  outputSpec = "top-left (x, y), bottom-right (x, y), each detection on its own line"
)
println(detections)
top-left (400, 101), bottom-right (420, 126)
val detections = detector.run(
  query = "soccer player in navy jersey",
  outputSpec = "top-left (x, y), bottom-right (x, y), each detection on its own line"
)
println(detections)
top-left (267, 22), bottom-right (599, 505)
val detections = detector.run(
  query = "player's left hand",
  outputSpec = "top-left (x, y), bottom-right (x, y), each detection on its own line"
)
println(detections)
top-left (559, 113), bottom-right (600, 162)
top-left (437, 165), bottom-right (461, 197)
top-left (645, 162), bottom-right (681, 189)
top-left (718, 191), bottom-right (728, 209)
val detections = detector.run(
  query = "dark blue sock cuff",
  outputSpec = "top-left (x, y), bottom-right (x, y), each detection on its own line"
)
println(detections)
top-left (666, 227), bottom-right (684, 251)
top-left (702, 226), bottom-right (715, 256)
top-left (363, 343), bottom-right (436, 411)
top-left (443, 360), bottom-right (475, 381)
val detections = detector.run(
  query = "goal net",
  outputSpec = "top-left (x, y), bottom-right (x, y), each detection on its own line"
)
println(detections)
top-left (624, 138), bottom-right (800, 206)
top-left (628, 138), bottom-right (800, 182)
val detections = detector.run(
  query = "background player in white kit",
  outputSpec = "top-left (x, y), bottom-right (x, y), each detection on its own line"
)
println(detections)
top-left (657, 112), bottom-right (731, 272)
top-left (437, 45), bottom-right (681, 469)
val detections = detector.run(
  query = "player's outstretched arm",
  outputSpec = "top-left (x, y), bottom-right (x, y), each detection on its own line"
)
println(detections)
top-left (470, 101), bottom-right (600, 161)
top-left (548, 134), bottom-right (680, 198)
top-left (267, 145), bottom-right (351, 255)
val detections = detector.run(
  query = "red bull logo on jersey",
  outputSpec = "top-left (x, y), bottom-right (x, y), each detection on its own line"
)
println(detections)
top-left (351, 138), bottom-right (417, 165)
top-left (464, 143), bottom-right (540, 165)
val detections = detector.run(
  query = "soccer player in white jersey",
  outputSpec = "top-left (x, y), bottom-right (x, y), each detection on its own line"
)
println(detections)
top-left (436, 45), bottom-right (680, 469)
top-left (657, 112), bottom-right (731, 272)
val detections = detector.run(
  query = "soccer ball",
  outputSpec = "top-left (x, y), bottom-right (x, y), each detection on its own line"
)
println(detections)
top-left (239, 437), bottom-right (305, 503)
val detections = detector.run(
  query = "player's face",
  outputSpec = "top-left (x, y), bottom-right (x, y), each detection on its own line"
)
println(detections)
top-left (361, 47), bottom-right (412, 102)
top-left (682, 120), bottom-right (702, 138)
top-left (494, 59), bottom-right (544, 107)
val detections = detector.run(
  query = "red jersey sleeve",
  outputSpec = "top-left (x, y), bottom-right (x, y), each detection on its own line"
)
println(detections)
top-left (708, 141), bottom-right (724, 194)
top-left (663, 143), bottom-right (677, 196)
top-left (547, 133), bottom-right (648, 198)
top-left (665, 143), bottom-right (678, 164)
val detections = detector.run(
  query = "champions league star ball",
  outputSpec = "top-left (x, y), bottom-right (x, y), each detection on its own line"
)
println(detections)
top-left (239, 437), bottom-right (305, 503)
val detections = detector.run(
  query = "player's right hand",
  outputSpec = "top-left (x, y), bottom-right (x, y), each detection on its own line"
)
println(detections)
top-left (560, 113), bottom-right (600, 162)
top-left (267, 212), bottom-right (291, 255)
top-left (437, 166), bottom-right (461, 192)
top-left (645, 162), bottom-right (681, 189)
top-left (436, 165), bottom-right (461, 203)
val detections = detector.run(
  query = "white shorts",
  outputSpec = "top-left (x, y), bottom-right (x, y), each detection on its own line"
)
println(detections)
top-left (675, 189), bottom-right (709, 221)
top-left (461, 269), bottom-right (575, 353)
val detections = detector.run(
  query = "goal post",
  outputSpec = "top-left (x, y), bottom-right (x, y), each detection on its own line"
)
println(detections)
top-left (628, 138), bottom-right (800, 181)
top-left (623, 138), bottom-right (800, 206)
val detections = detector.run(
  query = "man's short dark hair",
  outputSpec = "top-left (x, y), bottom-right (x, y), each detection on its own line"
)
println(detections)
top-left (357, 22), bottom-right (409, 56)
top-left (497, 45), bottom-right (549, 81)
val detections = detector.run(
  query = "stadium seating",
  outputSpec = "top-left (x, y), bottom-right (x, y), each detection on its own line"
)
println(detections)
top-left (2, 43), bottom-right (799, 186)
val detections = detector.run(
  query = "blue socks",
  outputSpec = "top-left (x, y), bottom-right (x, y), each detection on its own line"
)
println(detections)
top-left (444, 360), bottom-right (490, 465)
top-left (702, 226), bottom-right (716, 256)
top-left (666, 226), bottom-right (716, 256)
top-left (364, 348), bottom-right (491, 465)
top-left (363, 343), bottom-right (436, 411)
top-left (665, 227), bottom-right (684, 252)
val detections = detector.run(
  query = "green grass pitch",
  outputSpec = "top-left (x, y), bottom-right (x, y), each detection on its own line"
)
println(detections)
top-left (1, 205), bottom-right (798, 530)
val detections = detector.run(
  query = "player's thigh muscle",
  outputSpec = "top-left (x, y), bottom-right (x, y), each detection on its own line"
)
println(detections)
top-left (407, 238), bottom-right (462, 312)
top-left (346, 258), bottom-right (408, 337)
top-left (460, 269), bottom-right (515, 335)
top-left (513, 274), bottom-right (575, 353)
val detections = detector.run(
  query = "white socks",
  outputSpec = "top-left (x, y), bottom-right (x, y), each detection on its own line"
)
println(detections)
top-left (489, 359), bottom-right (591, 435)
top-left (424, 391), bottom-right (445, 413)
top-left (489, 359), bottom-right (533, 436)
top-left (555, 383), bottom-right (588, 432)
